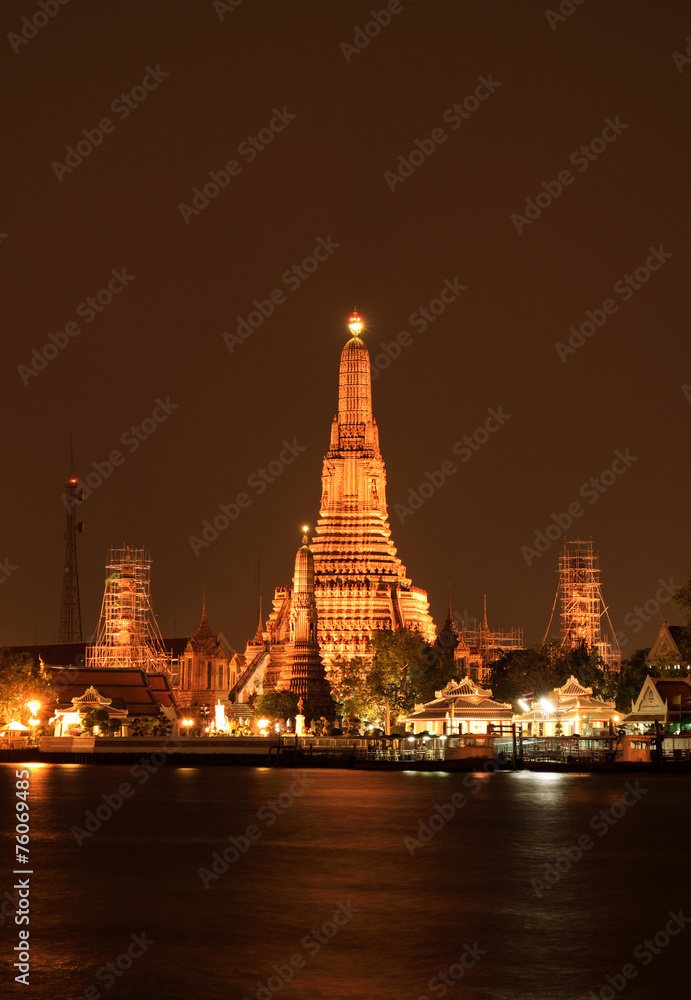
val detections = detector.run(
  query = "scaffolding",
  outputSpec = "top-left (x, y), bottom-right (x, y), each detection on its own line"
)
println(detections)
top-left (544, 540), bottom-right (621, 669)
top-left (86, 545), bottom-right (172, 674)
top-left (461, 596), bottom-right (524, 662)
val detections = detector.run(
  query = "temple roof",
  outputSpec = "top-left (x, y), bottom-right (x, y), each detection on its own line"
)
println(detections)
top-left (187, 593), bottom-right (221, 654)
top-left (46, 666), bottom-right (176, 717)
top-left (557, 675), bottom-right (593, 697)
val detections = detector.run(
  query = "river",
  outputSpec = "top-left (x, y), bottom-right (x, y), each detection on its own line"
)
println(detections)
top-left (1, 764), bottom-right (689, 999)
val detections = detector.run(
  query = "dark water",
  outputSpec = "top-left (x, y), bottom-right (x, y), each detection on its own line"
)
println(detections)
top-left (1, 764), bottom-right (690, 1000)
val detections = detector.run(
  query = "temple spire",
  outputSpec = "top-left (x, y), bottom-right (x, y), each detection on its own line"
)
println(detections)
top-left (253, 596), bottom-right (264, 642)
top-left (483, 594), bottom-right (488, 631)
top-left (337, 311), bottom-right (373, 429)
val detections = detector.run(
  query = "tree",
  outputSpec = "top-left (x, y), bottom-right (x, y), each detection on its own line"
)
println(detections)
top-left (672, 571), bottom-right (691, 624)
top-left (328, 655), bottom-right (374, 722)
top-left (329, 629), bottom-right (456, 728)
top-left (488, 645), bottom-right (564, 708)
top-left (253, 690), bottom-right (299, 722)
top-left (0, 648), bottom-right (53, 726)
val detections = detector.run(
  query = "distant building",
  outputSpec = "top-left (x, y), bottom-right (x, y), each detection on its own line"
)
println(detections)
top-left (175, 596), bottom-right (235, 719)
top-left (645, 621), bottom-right (690, 669)
top-left (434, 597), bottom-right (523, 684)
top-left (514, 675), bottom-right (618, 737)
top-left (623, 675), bottom-right (691, 730)
top-left (401, 677), bottom-right (514, 736)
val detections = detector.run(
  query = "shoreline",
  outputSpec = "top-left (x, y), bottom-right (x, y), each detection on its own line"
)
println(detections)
top-left (0, 746), bottom-right (683, 773)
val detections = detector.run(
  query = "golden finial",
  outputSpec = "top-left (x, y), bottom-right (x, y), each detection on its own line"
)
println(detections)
top-left (348, 311), bottom-right (363, 336)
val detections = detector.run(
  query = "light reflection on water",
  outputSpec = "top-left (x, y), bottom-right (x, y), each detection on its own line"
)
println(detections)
top-left (0, 764), bottom-right (689, 1000)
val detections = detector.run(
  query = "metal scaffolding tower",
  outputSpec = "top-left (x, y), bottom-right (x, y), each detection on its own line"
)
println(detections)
top-left (543, 539), bottom-right (621, 669)
top-left (58, 471), bottom-right (84, 643)
top-left (86, 545), bottom-right (171, 673)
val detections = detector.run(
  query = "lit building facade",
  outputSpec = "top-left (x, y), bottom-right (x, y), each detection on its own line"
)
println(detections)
top-left (308, 313), bottom-right (436, 667)
top-left (514, 676), bottom-right (618, 736)
top-left (402, 677), bottom-right (514, 735)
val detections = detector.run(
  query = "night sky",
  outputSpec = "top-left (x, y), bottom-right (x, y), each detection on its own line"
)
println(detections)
top-left (3, 0), bottom-right (690, 655)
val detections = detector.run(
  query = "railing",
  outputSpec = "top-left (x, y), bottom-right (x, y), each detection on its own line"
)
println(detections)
top-left (354, 745), bottom-right (446, 762)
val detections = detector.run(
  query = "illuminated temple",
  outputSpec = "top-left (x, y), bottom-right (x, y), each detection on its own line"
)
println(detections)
top-left (231, 314), bottom-right (436, 707)
top-left (308, 313), bottom-right (435, 666)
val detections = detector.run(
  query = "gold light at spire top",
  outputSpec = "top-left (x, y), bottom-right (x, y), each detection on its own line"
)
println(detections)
top-left (348, 311), bottom-right (363, 336)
